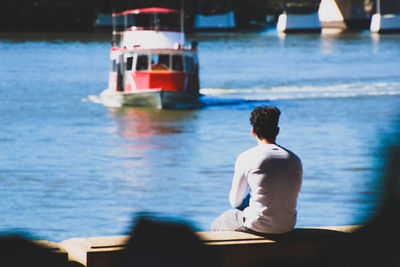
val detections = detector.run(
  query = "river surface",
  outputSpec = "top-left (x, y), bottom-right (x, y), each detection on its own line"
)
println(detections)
top-left (0, 30), bottom-right (399, 242)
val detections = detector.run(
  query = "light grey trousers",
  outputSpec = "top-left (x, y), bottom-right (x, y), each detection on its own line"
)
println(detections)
top-left (211, 209), bottom-right (247, 232)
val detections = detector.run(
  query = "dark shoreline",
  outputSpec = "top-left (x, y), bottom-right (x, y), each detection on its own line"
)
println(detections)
top-left (0, 0), bottom-right (290, 33)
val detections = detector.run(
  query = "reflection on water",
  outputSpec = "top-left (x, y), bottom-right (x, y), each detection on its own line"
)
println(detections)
top-left (110, 107), bottom-right (186, 140)
top-left (106, 107), bottom-right (194, 176)
top-left (370, 33), bottom-right (381, 54)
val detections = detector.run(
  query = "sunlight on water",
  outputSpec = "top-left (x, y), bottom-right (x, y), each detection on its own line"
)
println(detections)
top-left (200, 82), bottom-right (400, 99)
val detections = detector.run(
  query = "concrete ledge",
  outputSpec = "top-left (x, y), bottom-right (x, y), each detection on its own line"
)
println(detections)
top-left (202, 226), bottom-right (360, 267)
top-left (34, 240), bottom-right (69, 256)
top-left (59, 236), bottom-right (129, 267)
top-left (58, 225), bottom-right (360, 267)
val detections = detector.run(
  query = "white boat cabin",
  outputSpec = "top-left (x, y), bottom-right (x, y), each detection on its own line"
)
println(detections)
top-left (112, 7), bottom-right (185, 50)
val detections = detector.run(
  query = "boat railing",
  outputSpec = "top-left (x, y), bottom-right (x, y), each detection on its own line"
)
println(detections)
top-left (112, 9), bottom-right (182, 33)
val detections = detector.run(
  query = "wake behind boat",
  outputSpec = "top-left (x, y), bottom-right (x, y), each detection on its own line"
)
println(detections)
top-left (103, 7), bottom-right (200, 109)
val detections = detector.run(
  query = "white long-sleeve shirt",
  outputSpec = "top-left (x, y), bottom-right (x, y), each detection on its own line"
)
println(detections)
top-left (229, 143), bottom-right (302, 234)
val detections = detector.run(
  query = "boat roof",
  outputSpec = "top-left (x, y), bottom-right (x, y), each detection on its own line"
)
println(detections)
top-left (113, 7), bottom-right (180, 16)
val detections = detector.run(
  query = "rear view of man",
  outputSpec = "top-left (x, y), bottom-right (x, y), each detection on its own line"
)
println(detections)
top-left (212, 106), bottom-right (302, 235)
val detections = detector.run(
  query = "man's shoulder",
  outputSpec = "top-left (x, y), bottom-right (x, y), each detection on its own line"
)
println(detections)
top-left (236, 146), bottom-right (259, 162)
top-left (277, 145), bottom-right (303, 171)
top-left (277, 145), bottom-right (301, 159)
top-left (240, 145), bottom-right (260, 156)
top-left (237, 144), bottom-right (301, 160)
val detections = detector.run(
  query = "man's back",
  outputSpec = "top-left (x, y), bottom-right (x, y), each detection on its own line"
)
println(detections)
top-left (235, 143), bottom-right (302, 234)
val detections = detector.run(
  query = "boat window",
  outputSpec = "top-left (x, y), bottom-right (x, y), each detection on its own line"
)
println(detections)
top-left (126, 57), bottom-right (133, 71)
top-left (172, 55), bottom-right (183, 71)
top-left (111, 60), bottom-right (117, 72)
top-left (152, 54), bottom-right (170, 71)
top-left (184, 56), bottom-right (194, 73)
top-left (136, 55), bottom-right (149, 71)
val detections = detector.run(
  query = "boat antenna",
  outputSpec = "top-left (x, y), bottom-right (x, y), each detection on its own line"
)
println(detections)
top-left (180, 0), bottom-right (184, 47)
top-left (283, 0), bottom-right (287, 13)
top-left (376, 0), bottom-right (381, 14)
top-left (112, 9), bottom-right (117, 46)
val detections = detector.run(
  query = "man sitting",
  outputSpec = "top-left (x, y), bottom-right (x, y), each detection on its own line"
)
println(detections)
top-left (212, 106), bottom-right (303, 235)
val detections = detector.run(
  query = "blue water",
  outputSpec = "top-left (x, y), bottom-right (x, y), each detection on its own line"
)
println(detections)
top-left (0, 31), bottom-right (399, 242)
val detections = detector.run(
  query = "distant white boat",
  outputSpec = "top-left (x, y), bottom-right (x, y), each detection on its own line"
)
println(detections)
top-left (277, 12), bottom-right (321, 33)
top-left (96, 13), bottom-right (113, 29)
top-left (96, 13), bottom-right (124, 30)
top-left (194, 11), bottom-right (236, 31)
top-left (370, 0), bottom-right (400, 33)
top-left (371, 13), bottom-right (400, 33)
top-left (194, 0), bottom-right (236, 31)
top-left (276, 0), bottom-right (321, 33)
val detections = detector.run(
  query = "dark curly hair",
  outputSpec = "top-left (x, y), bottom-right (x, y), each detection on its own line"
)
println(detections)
top-left (250, 106), bottom-right (281, 142)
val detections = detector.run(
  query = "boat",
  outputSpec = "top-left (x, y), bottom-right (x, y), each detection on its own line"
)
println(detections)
top-left (370, 0), bottom-right (400, 33)
top-left (277, 2), bottom-right (321, 33)
top-left (103, 7), bottom-right (200, 109)
top-left (194, 0), bottom-right (236, 32)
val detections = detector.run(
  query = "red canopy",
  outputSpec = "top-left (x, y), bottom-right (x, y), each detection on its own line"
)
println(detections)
top-left (113, 7), bottom-right (180, 16)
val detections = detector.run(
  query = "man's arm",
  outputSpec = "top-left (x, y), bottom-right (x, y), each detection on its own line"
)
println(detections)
top-left (229, 155), bottom-right (249, 208)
